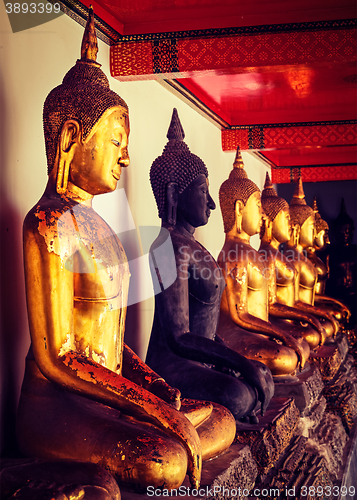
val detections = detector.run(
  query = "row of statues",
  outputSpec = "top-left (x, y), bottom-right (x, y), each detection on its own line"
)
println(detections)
top-left (14, 9), bottom-right (354, 497)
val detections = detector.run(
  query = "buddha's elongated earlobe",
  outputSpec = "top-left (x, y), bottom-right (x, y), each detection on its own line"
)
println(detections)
top-left (292, 224), bottom-right (300, 248)
top-left (265, 219), bottom-right (273, 243)
top-left (235, 200), bottom-right (243, 234)
top-left (56, 120), bottom-right (80, 195)
top-left (56, 154), bottom-right (70, 194)
top-left (166, 182), bottom-right (179, 225)
top-left (236, 214), bottom-right (242, 234)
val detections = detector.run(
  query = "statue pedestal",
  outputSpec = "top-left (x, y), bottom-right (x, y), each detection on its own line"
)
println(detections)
top-left (323, 354), bottom-right (357, 433)
top-left (309, 334), bottom-right (349, 381)
top-left (235, 398), bottom-right (300, 479)
top-left (273, 364), bottom-right (324, 413)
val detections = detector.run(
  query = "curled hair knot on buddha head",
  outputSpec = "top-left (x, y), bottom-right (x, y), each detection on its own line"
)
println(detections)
top-left (312, 197), bottom-right (328, 234)
top-left (289, 177), bottom-right (314, 227)
top-left (261, 172), bottom-right (289, 222)
top-left (219, 146), bottom-right (260, 233)
top-left (43, 6), bottom-right (128, 175)
top-left (150, 108), bottom-right (208, 220)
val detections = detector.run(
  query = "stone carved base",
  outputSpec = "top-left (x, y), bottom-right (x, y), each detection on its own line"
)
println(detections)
top-left (255, 435), bottom-right (333, 500)
top-left (235, 398), bottom-right (300, 478)
top-left (296, 396), bottom-right (327, 437)
top-left (323, 354), bottom-right (357, 433)
top-left (273, 364), bottom-right (324, 412)
top-left (309, 334), bottom-right (349, 381)
top-left (306, 412), bottom-right (349, 482)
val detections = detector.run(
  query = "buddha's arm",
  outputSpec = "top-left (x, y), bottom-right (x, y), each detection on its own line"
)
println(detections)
top-left (122, 344), bottom-right (181, 409)
top-left (295, 300), bottom-right (339, 335)
top-left (269, 302), bottom-right (325, 339)
top-left (23, 221), bottom-right (201, 488)
top-left (224, 268), bottom-right (306, 366)
top-left (314, 296), bottom-right (351, 320)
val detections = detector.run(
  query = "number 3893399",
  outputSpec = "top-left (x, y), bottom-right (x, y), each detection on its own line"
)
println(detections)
top-left (5, 3), bottom-right (61, 14)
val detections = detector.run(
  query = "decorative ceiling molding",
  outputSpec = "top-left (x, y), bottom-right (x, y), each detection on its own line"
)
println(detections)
top-left (110, 22), bottom-right (357, 80)
top-left (222, 121), bottom-right (357, 150)
top-left (271, 164), bottom-right (357, 183)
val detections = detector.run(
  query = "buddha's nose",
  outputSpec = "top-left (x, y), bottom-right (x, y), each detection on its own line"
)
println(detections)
top-left (208, 193), bottom-right (216, 210)
top-left (119, 149), bottom-right (130, 167)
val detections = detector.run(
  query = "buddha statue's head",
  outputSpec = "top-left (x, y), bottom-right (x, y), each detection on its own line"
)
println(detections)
top-left (289, 177), bottom-right (315, 248)
top-left (219, 147), bottom-right (261, 237)
top-left (333, 198), bottom-right (355, 245)
top-left (260, 172), bottom-right (290, 244)
top-left (43, 7), bottom-right (130, 196)
top-left (312, 197), bottom-right (329, 249)
top-left (150, 108), bottom-right (214, 228)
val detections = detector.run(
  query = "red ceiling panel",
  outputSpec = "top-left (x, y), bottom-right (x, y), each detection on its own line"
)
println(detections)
top-left (62, 0), bottom-right (357, 181)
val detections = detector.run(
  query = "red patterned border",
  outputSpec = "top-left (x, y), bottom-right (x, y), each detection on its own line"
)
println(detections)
top-left (221, 123), bottom-right (357, 151)
top-left (111, 42), bottom-right (153, 78)
top-left (111, 27), bottom-right (357, 79)
top-left (272, 165), bottom-right (357, 183)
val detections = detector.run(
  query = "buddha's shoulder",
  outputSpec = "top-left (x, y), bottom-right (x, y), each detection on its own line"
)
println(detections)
top-left (24, 196), bottom-right (77, 230)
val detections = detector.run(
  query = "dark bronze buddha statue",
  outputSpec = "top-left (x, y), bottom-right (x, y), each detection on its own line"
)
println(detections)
top-left (146, 111), bottom-right (274, 423)
top-left (326, 199), bottom-right (356, 326)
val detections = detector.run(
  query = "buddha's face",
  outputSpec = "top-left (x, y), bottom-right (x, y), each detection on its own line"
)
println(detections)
top-left (241, 191), bottom-right (263, 236)
top-left (314, 229), bottom-right (325, 249)
top-left (336, 223), bottom-right (353, 245)
top-left (299, 215), bottom-right (315, 248)
top-left (272, 207), bottom-right (291, 243)
top-left (177, 174), bottom-right (215, 228)
top-left (69, 107), bottom-right (130, 195)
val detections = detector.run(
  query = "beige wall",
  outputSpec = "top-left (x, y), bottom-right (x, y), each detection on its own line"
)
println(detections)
top-left (0, 4), bottom-right (270, 452)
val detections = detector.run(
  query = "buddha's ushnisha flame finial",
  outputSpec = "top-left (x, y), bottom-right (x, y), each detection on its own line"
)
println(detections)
top-left (81, 5), bottom-right (98, 62)
top-left (264, 171), bottom-right (273, 190)
top-left (340, 198), bottom-right (347, 214)
top-left (291, 176), bottom-right (307, 206)
top-left (233, 146), bottom-right (245, 169)
top-left (167, 108), bottom-right (185, 141)
top-left (312, 196), bottom-right (318, 212)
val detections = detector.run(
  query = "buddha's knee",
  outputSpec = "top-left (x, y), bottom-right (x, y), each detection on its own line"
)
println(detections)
top-left (301, 326), bottom-right (321, 349)
top-left (196, 403), bottom-right (236, 460)
top-left (217, 377), bottom-right (257, 420)
top-left (320, 318), bottom-right (336, 340)
top-left (116, 437), bottom-right (188, 491)
top-left (263, 346), bottom-right (299, 376)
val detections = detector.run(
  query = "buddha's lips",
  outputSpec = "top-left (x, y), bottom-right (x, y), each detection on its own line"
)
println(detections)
top-left (206, 209), bottom-right (211, 218)
top-left (112, 171), bottom-right (121, 180)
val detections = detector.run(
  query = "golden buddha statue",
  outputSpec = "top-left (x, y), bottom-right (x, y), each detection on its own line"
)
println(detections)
top-left (259, 174), bottom-right (325, 349)
top-left (284, 178), bottom-right (339, 340)
top-left (146, 111), bottom-right (274, 424)
top-left (216, 149), bottom-right (310, 377)
top-left (15, 10), bottom-right (233, 492)
top-left (306, 198), bottom-right (350, 324)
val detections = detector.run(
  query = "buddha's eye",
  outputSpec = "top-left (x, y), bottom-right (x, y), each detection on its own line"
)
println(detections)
top-left (111, 139), bottom-right (121, 147)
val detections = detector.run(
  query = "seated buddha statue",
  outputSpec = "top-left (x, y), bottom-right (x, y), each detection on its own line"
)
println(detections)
top-left (215, 149), bottom-right (310, 377)
top-left (16, 11), bottom-right (233, 492)
top-left (306, 198), bottom-right (350, 324)
top-left (284, 178), bottom-right (339, 340)
top-left (326, 199), bottom-right (357, 326)
top-left (146, 110), bottom-right (274, 423)
top-left (259, 174), bottom-right (325, 349)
